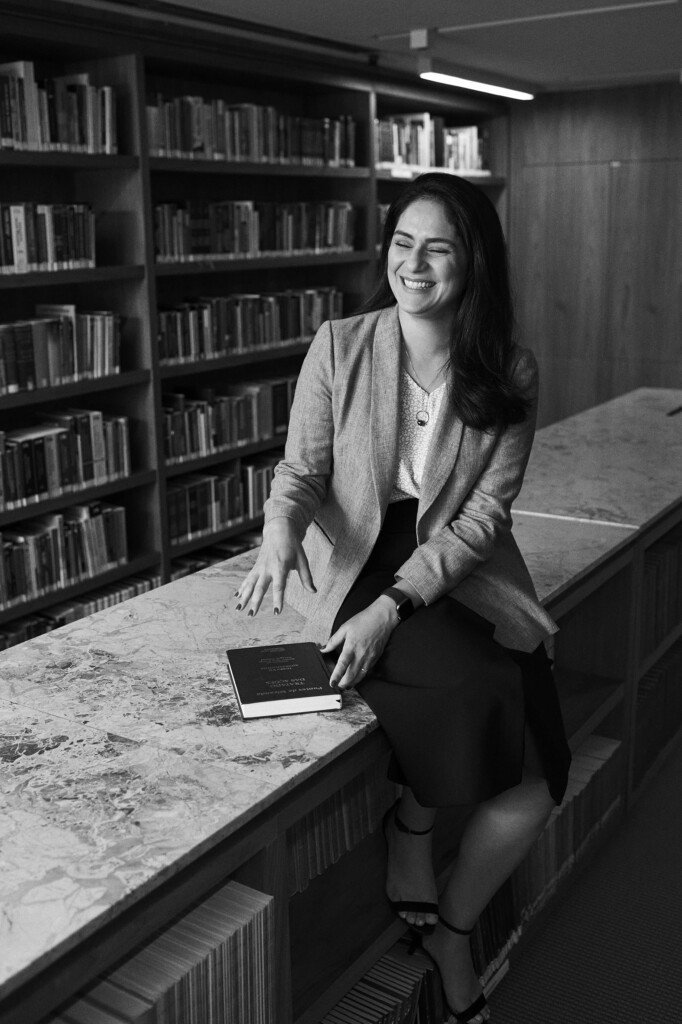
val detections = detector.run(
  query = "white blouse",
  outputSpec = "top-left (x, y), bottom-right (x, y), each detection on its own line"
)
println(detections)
top-left (390, 368), bottom-right (447, 501)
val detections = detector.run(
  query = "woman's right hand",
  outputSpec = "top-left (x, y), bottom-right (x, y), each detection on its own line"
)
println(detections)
top-left (235, 517), bottom-right (316, 617)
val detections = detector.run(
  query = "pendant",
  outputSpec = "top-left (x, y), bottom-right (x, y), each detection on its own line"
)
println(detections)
top-left (416, 409), bottom-right (429, 427)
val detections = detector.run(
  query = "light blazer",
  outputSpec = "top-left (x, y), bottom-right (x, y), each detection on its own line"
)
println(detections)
top-left (263, 306), bottom-right (557, 652)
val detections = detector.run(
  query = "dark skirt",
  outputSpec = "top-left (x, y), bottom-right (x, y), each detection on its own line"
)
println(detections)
top-left (332, 499), bottom-right (571, 807)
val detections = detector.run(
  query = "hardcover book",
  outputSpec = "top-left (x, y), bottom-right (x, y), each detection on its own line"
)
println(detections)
top-left (226, 642), bottom-right (341, 719)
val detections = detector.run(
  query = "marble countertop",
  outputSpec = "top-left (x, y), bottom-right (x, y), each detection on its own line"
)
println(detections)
top-left (517, 388), bottom-right (682, 527)
top-left (0, 554), bottom-right (378, 996)
top-left (1, 387), bottom-right (681, 1002)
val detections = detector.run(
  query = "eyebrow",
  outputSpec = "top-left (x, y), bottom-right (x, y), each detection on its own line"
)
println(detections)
top-left (393, 229), bottom-right (456, 245)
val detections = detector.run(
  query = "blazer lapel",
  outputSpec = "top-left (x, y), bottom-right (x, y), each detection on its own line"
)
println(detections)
top-left (418, 383), bottom-right (465, 518)
top-left (369, 307), bottom-right (401, 511)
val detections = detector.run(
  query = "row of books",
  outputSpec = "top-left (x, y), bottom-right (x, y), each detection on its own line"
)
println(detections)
top-left (158, 285), bottom-right (343, 365)
top-left (287, 760), bottom-right (397, 896)
top-left (0, 409), bottom-right (131, 511)
top-left (641, 526), bottom-right (682, 655)
top-left (375, 114), bottom-right (490, 174)
top-left (147, 93), bottom-right (356, 167)
top-left (167, 454), bottom-right (280, 545)
top-left (50, 880), bottom-right (274, 1024)
top-left (0, 201), bottom-right (96, 274)
top-left (163, 376), bottom-right (296, 465)
top-left (0, 571), bottom-right (161, 652)
top-left (154, 200), bottom-right (357, 262)
top-left (1, 501), bottom-right (128, 608)
top-left (634, 637), bottom-right (682, 784)
top-left (474, 734), bottom-right (622, 985)
top-left (0, 60), bottom-right (117, 153)
top-left (322, 939), bottom-right (442, 1024)
top-left (0, 306), bottom-right (122, 394)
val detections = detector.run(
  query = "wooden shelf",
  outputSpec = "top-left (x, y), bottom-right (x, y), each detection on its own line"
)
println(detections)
top-left (170, 515), bottom-right (264, 558)
top-left (0, 266), bottom-right (145, 289)
top-left (0, 552), bottom-right (161, 625)
top-left (155, 251), bottom-right (372, 275)
top-left (0, 470), bottom-right (157, 528)
top-left (376, 167), bottom-right (504, 187)
top-left (0, 370), bottom-right (151, 410)
top-left (159, 343), bottom-right (310, 379)
top-left (0, 151), bottom-right (138, 169)
top-left (150, 158), bottom-right (369, 177)
top-left (631, 729), bottom-right (682, 804)
top-left (165, 438), bottom-right (285, 478)
top-left (557, 670), bottom-right (624, 751)
top-left (639, 620), bottom-right (682, 676)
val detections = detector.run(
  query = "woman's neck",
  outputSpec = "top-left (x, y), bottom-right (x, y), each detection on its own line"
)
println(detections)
top-left (398, 309), bottom-right (452, 361)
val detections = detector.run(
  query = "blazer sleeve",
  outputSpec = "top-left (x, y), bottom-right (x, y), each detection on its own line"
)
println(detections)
top-left (396, 348), bottom-right (539, 604)
top-left (263, 320), bottom-right (335, 537)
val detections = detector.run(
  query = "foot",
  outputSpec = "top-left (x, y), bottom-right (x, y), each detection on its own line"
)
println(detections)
top-left (423, 922), bottom-right (490, 1023)
top-left (384, 803), bottom-right (438, 931)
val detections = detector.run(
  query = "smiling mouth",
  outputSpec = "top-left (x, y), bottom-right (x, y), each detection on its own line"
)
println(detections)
top-left (401, 277), bottom-right (435, 291)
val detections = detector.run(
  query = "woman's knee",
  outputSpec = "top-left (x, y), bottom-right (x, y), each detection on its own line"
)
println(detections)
top-left (483, 775), bottom-right (555, 838)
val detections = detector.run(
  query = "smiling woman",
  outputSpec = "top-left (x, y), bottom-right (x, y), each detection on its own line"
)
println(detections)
top-left (387, 198), bottom-right (469, 333)
top-left (235, 172), bottom-right (571, 1023)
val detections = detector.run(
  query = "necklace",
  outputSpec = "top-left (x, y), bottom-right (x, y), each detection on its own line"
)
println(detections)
top-left (402, 342), bottom-right (449, 426)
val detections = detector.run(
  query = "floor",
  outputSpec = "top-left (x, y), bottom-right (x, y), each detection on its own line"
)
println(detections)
top-left (489, 738), bottom-right (682, 1022)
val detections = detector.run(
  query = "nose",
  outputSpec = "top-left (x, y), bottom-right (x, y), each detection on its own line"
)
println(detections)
top-left (404, 243), bottom-right (427, 271)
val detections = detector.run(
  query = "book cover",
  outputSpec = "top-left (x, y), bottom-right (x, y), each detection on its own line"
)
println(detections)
top-left (226, 642), bottom-right (341, 719)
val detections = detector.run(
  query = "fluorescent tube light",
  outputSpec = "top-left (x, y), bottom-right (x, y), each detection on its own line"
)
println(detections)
top-left (420, 70), bottom-right (534, 101)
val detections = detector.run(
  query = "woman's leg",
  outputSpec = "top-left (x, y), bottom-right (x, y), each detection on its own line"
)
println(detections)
top-left (386, 788), bottom-right (439, 930)
top-left (423, 772), bottom-right (555, 1020)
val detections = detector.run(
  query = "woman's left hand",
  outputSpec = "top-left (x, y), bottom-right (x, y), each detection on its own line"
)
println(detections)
top-left (321, 599), bottom-right (396, 691)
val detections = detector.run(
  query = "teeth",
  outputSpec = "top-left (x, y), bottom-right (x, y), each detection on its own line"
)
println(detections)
top-left (402, 278), bottom-right (434, 290)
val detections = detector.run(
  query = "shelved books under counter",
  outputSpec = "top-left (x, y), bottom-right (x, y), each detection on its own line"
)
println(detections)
top-left (46, 880), bottom-right (275, 1024)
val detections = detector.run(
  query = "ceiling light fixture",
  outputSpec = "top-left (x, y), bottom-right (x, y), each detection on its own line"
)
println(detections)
top-left (419, 70), bottom-right (534, 101)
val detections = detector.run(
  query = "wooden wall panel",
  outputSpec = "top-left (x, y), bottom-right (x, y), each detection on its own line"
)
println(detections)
top-left (513, 83), bottom-right (682, 166)
top-left (510, 83), bottom-right (682, 426)
top-left (602, 160), bottom-right (682, 385)
top-left (513, 164), bottom-right (611, 425)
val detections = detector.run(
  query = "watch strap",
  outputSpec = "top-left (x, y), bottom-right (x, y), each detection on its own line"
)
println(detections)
top-left (381, 586), bottom-right (414, 622)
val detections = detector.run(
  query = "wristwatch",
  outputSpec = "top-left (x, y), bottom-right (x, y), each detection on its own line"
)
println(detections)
top-left (381, 586), bottom-right (415, 623)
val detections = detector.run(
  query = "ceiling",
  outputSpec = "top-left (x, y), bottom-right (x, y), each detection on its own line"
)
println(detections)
top-left (115, 0), bottom-right (682, 94)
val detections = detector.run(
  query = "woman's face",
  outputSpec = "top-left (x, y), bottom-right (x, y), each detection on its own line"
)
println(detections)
top-left (387, 198), bottom-right (469, 326)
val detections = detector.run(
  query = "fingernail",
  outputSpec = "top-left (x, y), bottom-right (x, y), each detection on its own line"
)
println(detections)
top-left (248, 610), bottom-right (254, 617)
top-left (312, 586), bottom-right (317, 593)
top-left (234, 591), bottom-right (239, 597)
top-left (274, 607), bottom-right (280, 615)
top-left (236, 603), bottom-right (242, 611)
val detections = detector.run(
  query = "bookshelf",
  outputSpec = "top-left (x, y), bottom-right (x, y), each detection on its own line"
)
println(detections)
top-left (3, 6), bottom-right (678, 1024)
top-left (0, 0), bottom-right (508, 647)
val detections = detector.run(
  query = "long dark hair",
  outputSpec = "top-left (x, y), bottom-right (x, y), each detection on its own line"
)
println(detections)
top-left (362, 172), bottom-right (529, 431)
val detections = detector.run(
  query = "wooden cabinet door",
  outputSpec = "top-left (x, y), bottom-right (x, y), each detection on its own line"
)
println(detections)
top-left (602, 160), bottom-right (682, 399)
top-left (512, 163), bottom-right (611, 426)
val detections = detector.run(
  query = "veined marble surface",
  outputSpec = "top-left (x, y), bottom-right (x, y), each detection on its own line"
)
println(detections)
top-left (517, 388), bottom-right (682, 526)
top-left (0, 552), bottom-right (376, 994)
top-left (512, 512), bottom-right (635, 609)
top-left (1, 388), bottom-right (681, 1001)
